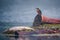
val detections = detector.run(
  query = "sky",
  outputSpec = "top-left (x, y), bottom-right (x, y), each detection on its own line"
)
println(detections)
top-left (0, 0), bottom-right (60, 23)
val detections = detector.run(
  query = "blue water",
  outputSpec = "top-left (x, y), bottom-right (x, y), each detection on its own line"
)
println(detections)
top-left (0, 22), bottom-right (60, 40)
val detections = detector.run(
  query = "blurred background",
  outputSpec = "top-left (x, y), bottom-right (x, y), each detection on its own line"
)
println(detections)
top-left (0, 0), bottom-right (60, 31)
top-left (0, 0), bottom-right (60, 40)
top-left (0, 0), bottom-right (60, 24)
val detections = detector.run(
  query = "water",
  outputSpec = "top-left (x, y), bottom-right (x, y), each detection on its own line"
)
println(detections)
top-left (0, 22), bottom-right (60, 40)
top-left (0, 34), bottom-right (60, 40)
